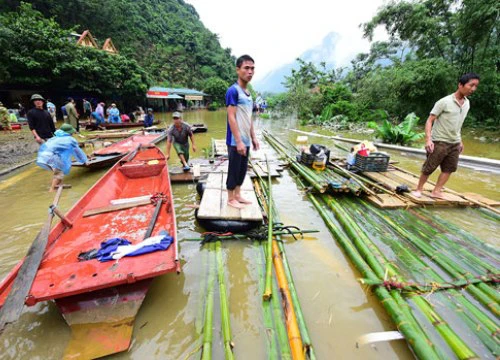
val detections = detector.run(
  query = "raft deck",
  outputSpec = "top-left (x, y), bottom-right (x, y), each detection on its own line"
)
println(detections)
top-left (197, 172), bottom-right (263, 221)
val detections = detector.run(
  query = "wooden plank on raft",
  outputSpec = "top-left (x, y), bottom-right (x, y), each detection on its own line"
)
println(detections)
top-left (83, 199), bottom-right (152, 217)
top-left (197, 173), bottom-right (263, 221)
top-left (462, 193), bottom-right (500, 207)
top-left (366, 194), bottom-right (416, 209)
top-left (197, 188), bottom-right (222, 219)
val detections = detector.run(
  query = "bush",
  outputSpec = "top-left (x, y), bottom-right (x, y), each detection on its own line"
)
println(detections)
top-left (367, 112), bottom-right (424, 145)
top-left (207, 101), bottom-right (220, 111)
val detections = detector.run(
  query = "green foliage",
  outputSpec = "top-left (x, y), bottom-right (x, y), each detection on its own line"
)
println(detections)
top-left (277, 0), bottom-right (498, 129)
top-left (259, 113), bottom-right (270, 119)
top-left (0, 3), bottom-right (149, 99)
top-left (201, 77), bottom-right (229, 104)
top-left (207, 101), bottom-right (220, 111)
top-left (367, 113), bottom-right (424, 145)
top-left (0, 0), bottom-right (236, 92)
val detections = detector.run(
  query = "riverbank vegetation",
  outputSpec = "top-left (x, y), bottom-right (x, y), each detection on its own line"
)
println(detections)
top-left (268, 0), bottom-right (499, 134)
top-left (0, 1), bottom-right (235, 101)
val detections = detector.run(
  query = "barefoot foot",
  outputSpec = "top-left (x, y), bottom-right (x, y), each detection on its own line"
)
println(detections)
top-left (411, 190), bottom-right (422, 198)
top-left (227, 199), bottom-right (245, 209)
top-left (236, 196), bottom-right (252, 204)
top-left (429, 192), bottom-right (446, 200)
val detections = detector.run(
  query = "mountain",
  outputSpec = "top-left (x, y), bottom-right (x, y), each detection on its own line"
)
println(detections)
top-left (253, 32), bottom-right (340, 93)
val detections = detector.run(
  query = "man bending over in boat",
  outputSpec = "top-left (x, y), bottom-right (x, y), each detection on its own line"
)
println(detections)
top-left (225, 54), bottom-right (259, 209)
top-left (36, 124), bottom-right (88, 192)
top-left (412, 73), bottom-right (480, 199)
top-left (166, 112), bottom-right (196, 171)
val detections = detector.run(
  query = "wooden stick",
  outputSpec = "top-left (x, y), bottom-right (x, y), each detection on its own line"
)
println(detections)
top-left (83, 199), bottom-right (152, 217)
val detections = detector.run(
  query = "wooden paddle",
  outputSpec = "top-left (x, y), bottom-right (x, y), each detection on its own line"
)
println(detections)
top-left (0, 186), bottom-right (64, 333)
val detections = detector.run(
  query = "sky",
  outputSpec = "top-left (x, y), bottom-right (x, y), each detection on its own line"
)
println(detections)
top-left (185, 0), bottom-right (387, 81)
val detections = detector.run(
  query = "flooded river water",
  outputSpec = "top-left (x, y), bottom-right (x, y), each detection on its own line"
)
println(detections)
top-left (0, 110), bottom-right (498, 359)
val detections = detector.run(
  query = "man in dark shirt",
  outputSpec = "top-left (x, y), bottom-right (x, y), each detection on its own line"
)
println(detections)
top-left (166, 112), bottom-right (196, 171)
top-left (27, 94), bottom-right (55, 144)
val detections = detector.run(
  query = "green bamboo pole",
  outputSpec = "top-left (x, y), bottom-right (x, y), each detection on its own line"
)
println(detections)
top-left (254, 240), bottom-right (280, 360)
top-left (263, 155), bottom-right (274, 301)
top-left (201, 243), bottom-right (216, 360)
top-left (216, 240), bottom-right (234, 359)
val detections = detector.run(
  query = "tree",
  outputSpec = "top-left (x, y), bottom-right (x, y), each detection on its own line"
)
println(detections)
top-left (202, 77), bottom-right (229, 104)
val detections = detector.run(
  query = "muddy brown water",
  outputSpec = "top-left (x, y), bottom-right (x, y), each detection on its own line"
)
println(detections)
top-left (0, 111), bottom-right (498, 359)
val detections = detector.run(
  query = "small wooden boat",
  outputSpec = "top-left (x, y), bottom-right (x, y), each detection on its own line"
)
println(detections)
top-left (84, 120), bottom-right (160, 130)
top-left (74, 130), bottom-right (167, 169)
top-left (191, 123), bottom-right (208, 133)
top-left (0, 145), bottom-right (178, 358)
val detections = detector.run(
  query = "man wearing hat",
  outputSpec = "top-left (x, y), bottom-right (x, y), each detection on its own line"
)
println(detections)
top-left (27, 94), bottom-right (56, 144)
top-left (36, 123), bottom-right (87, 192)
top-left (166, 112), bottom-right (196, 171)
top-left (0, 101), bottom-right (11, 131)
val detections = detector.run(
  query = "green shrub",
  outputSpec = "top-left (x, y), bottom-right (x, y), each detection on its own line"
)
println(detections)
top-left (367, 112), bottom-right (424, 145)
top-left (207, 101), bottom-right (220, 111)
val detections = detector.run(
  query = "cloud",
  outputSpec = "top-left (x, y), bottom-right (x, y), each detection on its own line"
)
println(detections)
top-left (186, 0), bottom-right (387, 80)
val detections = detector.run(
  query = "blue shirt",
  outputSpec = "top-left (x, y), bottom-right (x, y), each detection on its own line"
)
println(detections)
top-left (225, 83), bottom-right (253, 147)
top-left (37, 130), bottom-right (88, 174)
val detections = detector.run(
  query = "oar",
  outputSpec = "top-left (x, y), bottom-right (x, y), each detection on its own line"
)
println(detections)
top-left (0, 186), bottom-right (64, 333)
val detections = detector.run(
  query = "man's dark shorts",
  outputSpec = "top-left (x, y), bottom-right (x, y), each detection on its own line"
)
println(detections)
top-left (422, 141), bottom-right (460, 175)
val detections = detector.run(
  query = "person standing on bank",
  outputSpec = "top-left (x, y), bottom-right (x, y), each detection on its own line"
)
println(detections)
top-left (225, 54), bottom-right (259, 209)
top-left (166, 112), bottom-right (196, 171)
top-left (65, 97), bottom-right (79, 133)
top-left (27, 94), bottom-right (55, 144)
top-left (412, 73), bottom-right (480, 199)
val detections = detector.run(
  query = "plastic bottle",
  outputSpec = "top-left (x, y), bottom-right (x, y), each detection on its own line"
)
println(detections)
top-left (312, 150), bottom-right (326, 171)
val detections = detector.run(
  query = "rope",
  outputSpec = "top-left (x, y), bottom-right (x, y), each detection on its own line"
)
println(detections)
top-left (360, 273), bottom-right (500, 294)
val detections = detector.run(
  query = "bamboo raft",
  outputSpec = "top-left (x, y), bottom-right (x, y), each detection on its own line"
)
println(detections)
top-left (263, 130), bottom-right (500, 359)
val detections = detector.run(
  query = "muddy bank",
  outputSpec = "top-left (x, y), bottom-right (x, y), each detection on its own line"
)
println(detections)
top-left (0, 130), bottom-right (39, 173)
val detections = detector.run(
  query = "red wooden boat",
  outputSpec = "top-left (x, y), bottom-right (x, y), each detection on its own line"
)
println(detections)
top-left (0, 145), bottom-right (179, 358)
top-left (74, 131), bottom-right (167, 169)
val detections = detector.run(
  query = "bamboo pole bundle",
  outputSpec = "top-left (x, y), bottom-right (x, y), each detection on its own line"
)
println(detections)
top-left (323, 196), bottom-right (479, 359)
top-left (215, 240), bottom-right (234, 359)
top-left (354, 200), bottom-right (500, 315)
top-left (277, 137), bottom-right (497, 358)
top-left (292, 178), bottom-right (441, 359)
top-left (253, 170), bottom-right (316, 359)
top-left (347, 201), bottom-right (499, 355)
top-left (201, 243), bottom-right (216, 360)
